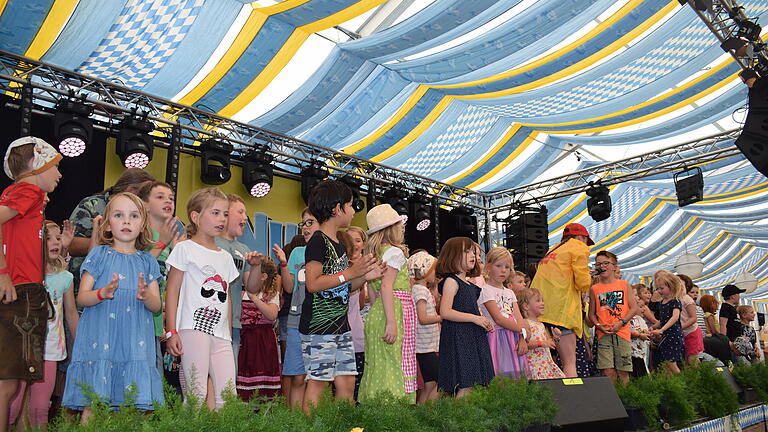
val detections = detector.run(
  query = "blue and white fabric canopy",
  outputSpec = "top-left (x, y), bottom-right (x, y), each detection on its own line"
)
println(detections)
top-left (1, 0), bottom-right (766, 298)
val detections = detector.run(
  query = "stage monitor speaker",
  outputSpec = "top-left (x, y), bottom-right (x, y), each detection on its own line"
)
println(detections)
top-left (735, 78), bottom-right (768, 177)
top-left (712, 366), bottom-right (742, 396)
top-left (538, 376), bottom-right (628, 432)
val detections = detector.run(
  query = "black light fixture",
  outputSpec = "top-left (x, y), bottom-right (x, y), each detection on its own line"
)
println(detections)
top-left (586, 183), bottom-right (612, 222)
top-left (451, 206), bottom-right (477, 239)
top-left (301, 163), bottom-right (328, 204)
top-left (200, 138), bottom-right (233, 185)
top-left (340, 175), bottom-right (365, 212)
top-left (411, 194), bottom-right (432, 231)
top-left (367, 177), bottom-right (377, 211)
top-left (54, 96), bottom-right (92, 157)
top-left (117, 114), bottom-right (154, 169)
top-left (242, 146), bottom-right (273, 197)
top-left (384, 186), bottom-right (409, 215)
top-left (674, 166), bottom-right (704, 207)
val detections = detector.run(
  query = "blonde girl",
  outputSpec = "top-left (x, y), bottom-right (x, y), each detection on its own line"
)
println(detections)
top-left (477, 247), bottom-right (529, 378)
top-left (359, 204), bottom-right (416, 403)
top-left (236, 257), bottom-right (281, 400)
top-left (345, 226), bottom-right (367, 399)
top-left (649, 269), bottom-right (684, 374)
top-left (62, 193), bottom-right (163, 422)
top-left (519, 288), bottom-right (564, 380)
top-left (166, 188), bottom-right (240, 409)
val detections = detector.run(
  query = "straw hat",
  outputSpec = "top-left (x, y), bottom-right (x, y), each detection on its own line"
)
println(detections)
top-left (366, 204), bottom-right (407, 235)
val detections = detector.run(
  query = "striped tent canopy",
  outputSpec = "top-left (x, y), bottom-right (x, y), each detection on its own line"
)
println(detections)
top-left (1, 0), bottom-right (767, 298)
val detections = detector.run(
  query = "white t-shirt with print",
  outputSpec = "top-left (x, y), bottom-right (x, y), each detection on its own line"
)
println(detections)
top-left (478, 284), bottom-right (518, 330)
top-left (166, 240), bottom-right (239, 341)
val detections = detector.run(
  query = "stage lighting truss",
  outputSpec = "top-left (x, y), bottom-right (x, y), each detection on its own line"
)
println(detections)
top-left (412, 195), bottom-right (432, 231)
top-left (384, 186), bottom-right (409, 216)
top-left (301, 163), bottom-right (329, 204)
top-left (339, 175), bottom-right (365, 212)
top-left (200, 138), bottom-right (233, 185)
top-left (243, 146), bottom-right (273, 198)
top-left (54, 96), bottom-right (93, 157)
top-left (116, 114), bottom-right (154, 169)
top-left (586, 183), bottom-right (612, 222)
top-left (674, 166), bottom-right (704, 207)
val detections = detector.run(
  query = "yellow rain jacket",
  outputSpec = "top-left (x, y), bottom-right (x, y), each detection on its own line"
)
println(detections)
top-left (530, 238), bottom-right (592, 337)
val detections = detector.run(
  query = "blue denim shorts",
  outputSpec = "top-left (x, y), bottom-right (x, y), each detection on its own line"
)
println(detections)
top-left (283, 327), bottom-right (305, 376)
top-left (547, 323), bottom-right (575, 336)
top-left (300, 331), bottom-right (357, 381)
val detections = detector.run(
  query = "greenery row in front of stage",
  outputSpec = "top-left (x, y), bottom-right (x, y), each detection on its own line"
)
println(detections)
top-left (48, 377), bottom-right (557, 432)
top-left (616, 362), bottom-right (768, 430)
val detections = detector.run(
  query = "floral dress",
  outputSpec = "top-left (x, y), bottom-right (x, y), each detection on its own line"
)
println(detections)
top-left (525, 319), bottom-right (565, 380)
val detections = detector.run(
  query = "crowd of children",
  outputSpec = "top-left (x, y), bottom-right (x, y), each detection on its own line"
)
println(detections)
top-left (0, 137), bottom-right (765, 430)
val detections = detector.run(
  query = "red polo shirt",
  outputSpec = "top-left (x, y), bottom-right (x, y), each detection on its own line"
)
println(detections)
top-left (0, 182), bottom-right (45, 285)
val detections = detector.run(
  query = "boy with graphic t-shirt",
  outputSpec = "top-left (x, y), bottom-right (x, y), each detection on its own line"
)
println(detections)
top-left (299, 180), bottom-right (379, 413)
top-left (588, 250), bottom-right (638, 384)
top-left (0, 137), bottom-right (62, 432)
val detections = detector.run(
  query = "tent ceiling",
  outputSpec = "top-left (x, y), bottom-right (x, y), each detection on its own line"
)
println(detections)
top-left (1, 0), bottom-right (766, 298)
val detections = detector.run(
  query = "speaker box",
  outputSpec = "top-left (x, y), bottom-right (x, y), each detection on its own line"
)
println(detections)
top-left (538, 376), bottom-right (628, 432)
top-left (712, 365), bottom-right (742, 396)
top-left (735, 78), bottom-right (768, 177)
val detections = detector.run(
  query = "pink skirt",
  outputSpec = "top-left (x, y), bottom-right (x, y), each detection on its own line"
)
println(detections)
top-left (684, 327), bottom-right (704, 356)
top-left (487, 328), bottom-right (528, 379)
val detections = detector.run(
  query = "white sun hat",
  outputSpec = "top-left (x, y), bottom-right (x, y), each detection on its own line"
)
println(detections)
top-left (366, 203), bottom-right (407, 235)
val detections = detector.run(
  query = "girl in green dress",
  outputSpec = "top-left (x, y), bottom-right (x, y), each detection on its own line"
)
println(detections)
top-left (358, 204), bottom-right (415, 403)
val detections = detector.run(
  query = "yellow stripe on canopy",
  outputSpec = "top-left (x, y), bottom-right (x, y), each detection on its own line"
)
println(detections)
top-left (218, 0), bottom-right (389, 118)
top-left (466, 129), bottom-right (537, 189)
top-left (24, 0), bottom-right (79, 60)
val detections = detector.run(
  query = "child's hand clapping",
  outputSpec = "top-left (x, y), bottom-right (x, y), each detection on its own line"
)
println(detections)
top-left (61, 219), bottom-right (74, 251)
top-left (348, 253), bottom-right (377, 279)
top-left (157, 217), bottom-right (180, 246)
top-left (136, 273), bottom-right (147, 301)
top-left (272, 244), bottom-right (287, 265)
top-left (364, 259), bottom-right (386, 281)
top-left (99, 273), bottom-right (119, 300)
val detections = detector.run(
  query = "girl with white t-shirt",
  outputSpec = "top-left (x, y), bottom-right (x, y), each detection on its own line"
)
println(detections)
top-left (166, 188), bottom-right (239, 409)
top-left (9, 221), bottom-right (78, 427)
top-left (408, 251), bottom-right (441, 403)
top-left (477, 247), bottom-right (529, 379)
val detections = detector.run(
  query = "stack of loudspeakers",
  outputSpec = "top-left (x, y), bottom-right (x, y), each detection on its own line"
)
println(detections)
top-left (735, 75), bottom-right (768, 177)
top-left (505, 205), bottom-right (549, 275)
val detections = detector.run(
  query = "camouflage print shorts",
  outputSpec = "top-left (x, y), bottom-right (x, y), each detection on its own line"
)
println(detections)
top-left (300, 331), bottom-right (357, 381)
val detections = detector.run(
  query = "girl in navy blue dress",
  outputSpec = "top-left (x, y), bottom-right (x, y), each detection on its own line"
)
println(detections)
top-left (435, 237), bottom-right (494, 397)
top-left (63, 193), bottom-right (163, 423)
top-left (650, 269), bottom-right (684, 374)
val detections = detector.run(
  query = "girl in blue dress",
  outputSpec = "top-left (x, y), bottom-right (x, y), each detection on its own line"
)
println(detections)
top-left (649, 269), bottom-right (684, 374)
top-left (63, 192), bottom-right (163, 423)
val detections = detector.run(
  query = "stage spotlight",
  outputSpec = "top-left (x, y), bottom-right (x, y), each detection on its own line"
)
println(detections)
top-left (301, 163), bottom-right (329, 204)
top-left (412, 196), bottom-right (431, 231)
top-left (586, 183), bottom-right (611, 222)
top-left (367, 178), bottom-right (377, 211)
top-left (384, 187), bottom-right (409, 215)
top-left (242, 146), bottom-right (273, 198)
top-left (200, 138), bottom-right (233, 185)
top-left (54, 98), bottom-right (93, 157)
top-left (117, 115), bottom-right (154, 169)
top-left (340, 175), bottom-right (365, 212)
top-left (674, 166), bottom-right (704, 207)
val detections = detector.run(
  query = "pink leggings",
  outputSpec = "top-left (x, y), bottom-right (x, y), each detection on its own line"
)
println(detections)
top-left (9, 360), bottom-right (56, 427)
top-left (179, 330), bottom-right (235, 409)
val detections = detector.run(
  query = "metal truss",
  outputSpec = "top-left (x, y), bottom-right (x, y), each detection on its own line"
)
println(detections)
top-left (682, 0), bottom-right (768, 76)
top-left (0, 50), bottom-right (485, 210)
top-left (483, 129), bottom-right (744, 213)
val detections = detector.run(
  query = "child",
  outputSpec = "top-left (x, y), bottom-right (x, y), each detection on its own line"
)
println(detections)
top-left (699, 294), bottom-right (720, 337)
top-left (719, 284), bottom-right (746, 340)
top-left (299, 180), bottom-right (378, 412)
top-left (344, 226), bottom-right (368, 400)
top-left (649, 269), bottom-right (684, 374)
top-left (409, 251), bottom-right (440, 403)
top-left (165, 188), bottom-right (240, 409)
top-left (435, 236), bottom-right (494, 397)
top-left (0, 137), bottom-right (62, 431)
top-left (9, 221), bottom-right (78, 428)
top-left (629, 285), bottom-right (650, 378)
top-left (214, 194), bottom-right (252, 365)
top-left (62, 192), bottom-right (163, 421)
top-left (587, 251), bottom-right (637, 384)
top-left (733, 305), bottom-right (759, 365)
top-left (273, 208), bottom-right (318, 409)
top-left (518, 288), bottom-right (565, 380)
top-left (236, 257), bottom-right (281, 400)
top-left (359, 204), bottom-right (416, 403)
top-left (681, 281), bottom-right (703, 365)
top-left (477, 247), bottom-right (529, 379)
top-left (507, 271), bottom-right (528, 294)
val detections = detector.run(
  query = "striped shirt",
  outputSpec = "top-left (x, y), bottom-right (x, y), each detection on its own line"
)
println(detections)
top-left (412, 284), bottom-right (440, 353)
